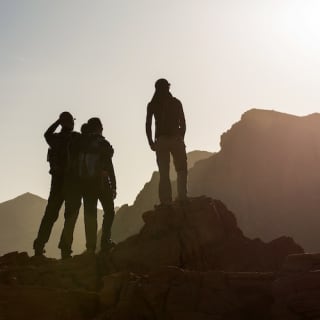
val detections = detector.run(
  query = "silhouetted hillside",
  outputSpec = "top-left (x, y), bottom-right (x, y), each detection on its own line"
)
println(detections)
top-left (189, 109), bottom-right (320, 252)
top-left (0, 193), bottom-right (103, 257)
top-left (111, 150), bottom-right (212, 242)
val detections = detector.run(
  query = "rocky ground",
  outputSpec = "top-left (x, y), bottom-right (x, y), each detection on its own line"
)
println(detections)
top-left (0, 197), bottom-right (318, 320)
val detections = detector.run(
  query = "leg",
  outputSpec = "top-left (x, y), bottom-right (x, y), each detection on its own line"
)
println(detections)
top-left (171, 136), bottom-right (188, 201)
top-left (33, 175), bottom-right (64, 254)
top-left (83, 184), bottom-right (98, 251)
top-left (156, 137), bottom-right (172, 204)
top-left (58, 180), bottom-right (82, 257)
top-left (99, 183), bottom-right (115, 251)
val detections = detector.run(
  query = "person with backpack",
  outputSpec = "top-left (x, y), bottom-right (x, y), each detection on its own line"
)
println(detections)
top-left (146, 78), bottom-right (188, 206)
top-left (33, 112), bottom-right (82, 259)
top-left (79, 117), bottom-right (116, 254)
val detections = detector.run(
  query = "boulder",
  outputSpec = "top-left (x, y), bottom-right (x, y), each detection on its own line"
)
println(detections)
top-left (107, 197), bottom-right (303, 273)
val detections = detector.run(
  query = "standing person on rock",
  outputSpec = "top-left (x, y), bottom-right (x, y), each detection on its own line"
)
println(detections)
top-left (33, 112), bottom-right (82, 259)
top-left (79, 117), bottom-right (117, 254)
top-left (146, 78), bottom-right (188, 206)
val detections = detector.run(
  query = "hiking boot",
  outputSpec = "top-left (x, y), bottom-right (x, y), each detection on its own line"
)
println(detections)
top-left (154, 202), bottom-right (172, 210)
top-left (83, 248), bottom-right (96, 256)
top-left (72, 249), bottom-right (96, 263)
top-left (176, 196), bottom-right (190, 206)
top-left (33, 248), bottom-right (46, 257)
top-left (61, 251), bottom-right (72, 260)
top-left (100, 240), bottom-right (116, 254)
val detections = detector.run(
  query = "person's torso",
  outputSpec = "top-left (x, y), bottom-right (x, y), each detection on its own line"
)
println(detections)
top-left (47, 131), bottom-right (80, 176)
top-left (150, 97), bottom-right (182, 138)
top-left (77, 134), bottom-right (113, 181)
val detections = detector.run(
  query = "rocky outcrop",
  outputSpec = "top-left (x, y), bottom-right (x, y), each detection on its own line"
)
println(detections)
top-left (107, 197), bottom-right (302, 273)
top-left (111, 150), bottom-right (212, 243)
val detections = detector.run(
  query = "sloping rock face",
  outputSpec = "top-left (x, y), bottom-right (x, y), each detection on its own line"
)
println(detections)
top-left (188, 109), bottom-right (320, 252)
top-left (107, 197), bottom-right (303, 273)
top-left (111, 151), bottom-right (212, 243)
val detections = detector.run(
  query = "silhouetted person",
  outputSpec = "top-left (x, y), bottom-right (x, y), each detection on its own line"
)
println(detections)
top-left (33, 112), bottom-right (82, 258)
top-left (79, 117), bottom-right (116, 254)
top-left (146, 78), bottom-right (188, 205)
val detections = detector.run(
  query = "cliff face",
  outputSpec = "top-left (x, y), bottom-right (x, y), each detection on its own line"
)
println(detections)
top-left (188, 109), bottom-right (320, 252)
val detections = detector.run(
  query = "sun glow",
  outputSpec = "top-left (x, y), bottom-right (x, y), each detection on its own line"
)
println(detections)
top-left (285, 1), bottom-right (320, 52)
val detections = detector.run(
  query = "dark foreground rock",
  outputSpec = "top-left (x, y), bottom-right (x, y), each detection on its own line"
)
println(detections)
top-left (0, 197), bottom-right (314, 320)
top-left (0, 285), bottom-right (99, 320)
top-left (272, 253), bottom-right (320, 320)
top-left (100, 267), bottom-right (275, 320)
top-left (107, 197), bottom-right (303, 273)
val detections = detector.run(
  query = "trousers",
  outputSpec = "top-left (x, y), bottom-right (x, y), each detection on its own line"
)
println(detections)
top-left (82, 179), bottom-right (115, 251)
top-left (155, 135), bottom-right (188, 204)
top-left (33, 174), bottom-right (81, 255)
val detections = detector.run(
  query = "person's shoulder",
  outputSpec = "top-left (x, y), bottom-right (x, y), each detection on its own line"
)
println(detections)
top-left (100, 136), bottom-right (114, 156)
top-left (172, 96), bottom-right (182, 104)
top-left (71, 131), bottom-right (81, 139)
top-left (45, 132), bottom-right (59, 145)
top-left (172, 97), bottom-right (183, 108)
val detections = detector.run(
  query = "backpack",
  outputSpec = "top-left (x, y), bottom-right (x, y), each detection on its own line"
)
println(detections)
top-left (77, 135), bottom-right (103, 179)
top-left (46, 132), bottom-right (73, 175)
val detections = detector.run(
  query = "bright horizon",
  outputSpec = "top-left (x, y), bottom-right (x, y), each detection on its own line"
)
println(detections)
top-left (1, 0), bottom-right (320, 206)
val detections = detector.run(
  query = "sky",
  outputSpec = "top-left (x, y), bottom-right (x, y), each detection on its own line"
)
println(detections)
top-left (1, 0), bottom-right (320, 207)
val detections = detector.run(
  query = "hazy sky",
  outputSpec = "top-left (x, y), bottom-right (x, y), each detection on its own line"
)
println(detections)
top-left (1, 0), bottom-right (320, 206)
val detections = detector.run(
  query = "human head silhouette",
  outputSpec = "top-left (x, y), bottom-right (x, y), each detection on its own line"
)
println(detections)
top-left (155, 78), bottom-right (170, 92)
top-left (59, 111), bottom-right (74, 131)
top-left (80, 123), bottom-right (89, 134)
top-left (87, 117), bottom-right (103, 134)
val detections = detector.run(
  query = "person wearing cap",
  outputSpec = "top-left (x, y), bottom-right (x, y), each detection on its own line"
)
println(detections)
top-left (146, 79), bottom-right (188, 205)
top-left (33, 112), bottom-right (82, 258)
top-left (79, 117), bottom-right (117, 254)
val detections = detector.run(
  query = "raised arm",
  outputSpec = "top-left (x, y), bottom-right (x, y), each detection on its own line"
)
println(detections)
top-left (44, 119), bottom-right (60, 147)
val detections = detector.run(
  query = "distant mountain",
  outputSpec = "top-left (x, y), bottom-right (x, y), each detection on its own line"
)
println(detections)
top-left (188, 109), bottom-right (320, 252)
top-left (0, 192), bottom-right (103, 258)
top-left (111, 150), bottom-right (212, 243)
